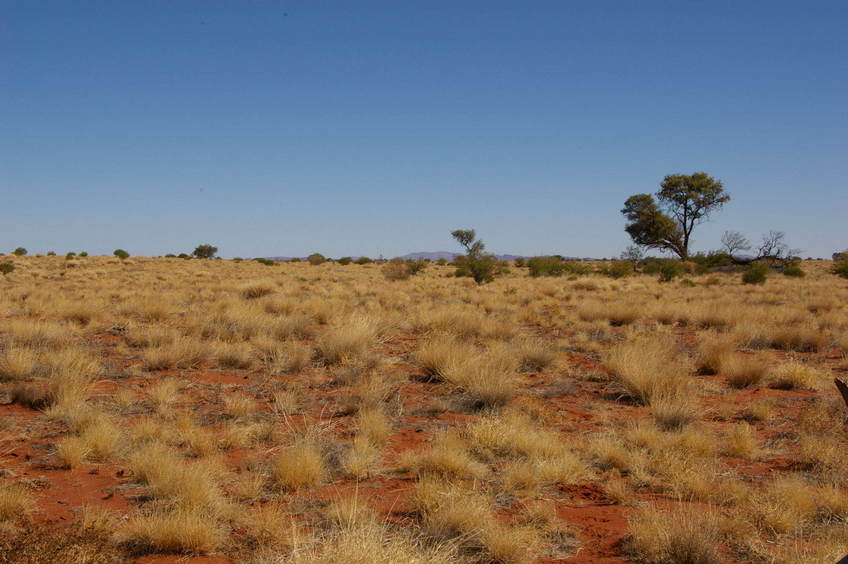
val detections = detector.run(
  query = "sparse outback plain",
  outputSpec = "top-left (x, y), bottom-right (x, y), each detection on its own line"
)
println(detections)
top-left (0, 255), bottom-right (846, 564)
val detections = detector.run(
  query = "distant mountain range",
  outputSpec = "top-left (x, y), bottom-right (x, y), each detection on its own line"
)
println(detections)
top-left (264, 252), bottom-right (597, 262)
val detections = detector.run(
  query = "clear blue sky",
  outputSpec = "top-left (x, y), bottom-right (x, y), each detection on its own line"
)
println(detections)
top-left (2, 1), bottom-right (845, 258)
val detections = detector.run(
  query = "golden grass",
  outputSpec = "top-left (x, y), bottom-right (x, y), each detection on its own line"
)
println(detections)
top-left (0, 483), bottom-right (34, 522)
top-left (627, 504), bottom-right (720, 564)
top-left (1, 257), bottom-right (846, 563)
top-left (124, 508), bottom-right (223, 554)
top-left (604, 333), bottom-right (690, 405)
top-left (270, 440), bottom-right (326, 491)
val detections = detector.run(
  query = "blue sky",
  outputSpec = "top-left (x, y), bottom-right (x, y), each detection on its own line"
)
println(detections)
top-left (2, 1), bottom-right (845, 258)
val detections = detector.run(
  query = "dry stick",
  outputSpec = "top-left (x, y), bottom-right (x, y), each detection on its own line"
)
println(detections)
top-left (835, 378), bottom-right (848, 409)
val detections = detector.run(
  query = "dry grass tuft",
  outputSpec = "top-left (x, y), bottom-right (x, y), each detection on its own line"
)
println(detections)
top-left (0, 483), bottom-right (34, 522)
top-left (124, 508), bottom-right (223, 554)
top-left (627, 504), bottom-right (720, 564)
top-left (270, 440), bottom-right (326, 491)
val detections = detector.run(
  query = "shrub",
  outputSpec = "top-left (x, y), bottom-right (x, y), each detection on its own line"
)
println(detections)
top-left (354, 256), bottom-right (372, 265)
top-left (65, 252), bottom-right (76, 259)
top-left (0, 262), bottom-right (14, 276)
top-left (337, 256), bottom-right (353, 265)
top-left (453, 254), bottom-right (497, 284)
top-left (513, 257), bottom-right (525, 267)
top-left (658, 261), bottom-right (683, 282)
top-left (382, 258), bottom-right (426, 281)
top-left (528, 256), bottom-right (568, 277)
top-left (178, 253), bottom-right (191, 259)
top-left (832, 252), bottom-right (848, 278)
top-left (192, 244), bottom-right (218, 259)
top-left (253, 258), bottom-right (275, 266)
top-left (435, 257), bottom-right (448, 266)
top-left (47, 251), bottom-right (56, 256)
top-left (742, 262), bottom-right (769, 284)
top-left (606, 260), bottom-right (633, 279)
top-left (113, 249), bottom-right (130, 260)
top-left (451, 229), bottom-right (498, 285)
top-left (79, 251), bottom-right (88, 257)
top-left (782, 263), bottom-right (805, 277)
top-left (308, 253), bottom-right (326, 265)
top-left (12, 247), bottom-right (27, 256)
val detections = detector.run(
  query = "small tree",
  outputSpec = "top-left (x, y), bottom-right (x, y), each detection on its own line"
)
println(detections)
top-left (0, 262), bottom-right (14, 276)
top-left (12, 247), bottom-right (27, 256)
top-left (193, 244), bottom-right (218, 259)
top-left (337, 256), bottom-right (353, 265)
top-left (451, 229), bottom-right (496, 284)
top-left (113, 249), bottom-right (129, 260)
top-left (307, 253), bottom-right (326, 266)
top-left (79, 251), bottom-right (88, 257)
top-left (622, 172), bottom-right (729, 260)
top-left (720, 231), bottom-right (751, 258)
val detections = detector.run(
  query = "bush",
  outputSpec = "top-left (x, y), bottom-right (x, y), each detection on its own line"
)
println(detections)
top-left (47, 251), bottom-right (56, 256)
top-left (12, 247), bottom-right (27, 256)
top-left (382, 259), bottom-right (427, 281)
top-left (454, 254), bottom-right (497, 284)
top-left (65, 252), bottom-right (76, 260)
top-left (450, 229), bottom-right (498, 285)
top-left (0, 262), bottom-right (14, 276)
top-left (528, 256), bottom-right (568, 277)
top-left (307, 253), bottom-right (326, 266)
top-left (514, 257), bottom-right (526, 268)
top-left (833, 252), bottom-right (848, 278)
top-left (192, 244), bottom-right (218, 259)
top-left (253, 258), bottom-right (275, 266)
top-left (657, 261), bottom-right (684, 282)
top-left (113, 249), bottom-right (130, 260)
top-left (783, 263), bottom-right (805, 277)
top-left (354, 256), bottom-right (372, 265)
top-left (178, 253), bottom-right (191, 259)
top-left (337, 257), bottom-right (353, 265)
top-left (165, 253), bottom-right (176, 258)
top-left (289, 257), bottom-right (302, 263)
top-left (742, 262), bottom-right (769, 284)
top-left (605, 261), bottom-right (633, 279)
top-left (435, 258), bottom-right (448, 266)
top-left (79, 251), bottom-right (88, 257)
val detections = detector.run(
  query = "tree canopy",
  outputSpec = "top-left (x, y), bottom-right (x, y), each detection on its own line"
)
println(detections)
top-left (622, 172), bottom-right (729, 260)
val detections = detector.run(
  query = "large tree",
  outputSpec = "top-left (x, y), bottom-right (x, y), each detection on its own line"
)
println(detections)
top-left (621, 172), bottom-right (729, 260)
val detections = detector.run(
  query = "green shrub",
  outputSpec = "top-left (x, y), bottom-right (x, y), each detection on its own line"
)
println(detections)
top-left (47, 251), bottom-right (56, 256)
top-left (178, 253), bottom-right (191, 259)
top-left (354, 256), bottom-right (371, 265)
top-left (832, 252), bottom-right (848, 278)
top-left (606, 260), bottom-right (633, 279)
top-left (450, 229), bottom-right (497, 285)
top-left (528, 256), bottom-right (568, 277)
top-left (79, 251), bottom-right (88, 257)
top-left (0, 262), bottom-right (14, 276)
top-left (65, 252), bottom-right (76, 260)
top-left (113, 249), bottom-right (129, 260)
top-left (435, 258), bottom-right (448, 266)
top-left (12, 247), bottom-right (27, 256)
top-left (192, 244), bottom-right (218, 259)
top-left (742, 262), bottom-right (769, 284)
top-left (165, 253), bottom-right (176, 258)
top-left (337, 257), bottom-right (353, 265)
top-left (253, 258), bottom-right (275, 266)
top-left (307, 253), bottom-right (326, 266)
top-left (783, 263), bottom-right (805, 277)
top-left (658, 261), bottom-right (684, 282)
top-left (289, 257), bottom-right (302, 263)
top-left (514, 257), bottom-right (526, 268)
